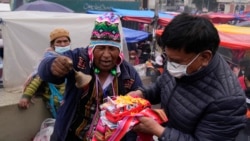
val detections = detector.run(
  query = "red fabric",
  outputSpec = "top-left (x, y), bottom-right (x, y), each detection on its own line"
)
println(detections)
top-left (158, 18), bottom-right (172, 26)
top-left (155, 29), bottom-right (250, 50)
top-left (122, 16), bottom-right (172, 26)
top-left (247, 109), bottom-right (250, 118)
top-left (218, 32), bottom-right (250, 50)
top-left (202, 13), bottom-right (235, 24)
top-left (137, 133), bottom-right (154, 141)
top-left (92, 108), bottom-right (167, 141)
top-left (122, 16), bottom-right (152, 24)
top-left (238, 76), bottom-right (247, 90)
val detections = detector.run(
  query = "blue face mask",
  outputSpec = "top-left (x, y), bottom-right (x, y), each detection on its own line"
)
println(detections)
top-left (55, 45), bottom-right (71, 54)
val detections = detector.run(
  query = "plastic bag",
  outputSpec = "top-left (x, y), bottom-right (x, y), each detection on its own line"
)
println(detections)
top-left (33, 118), bottom-right (55, 141)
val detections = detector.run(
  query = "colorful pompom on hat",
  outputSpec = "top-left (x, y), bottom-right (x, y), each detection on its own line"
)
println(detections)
top-left (88, 12), bottom-right (124, 65)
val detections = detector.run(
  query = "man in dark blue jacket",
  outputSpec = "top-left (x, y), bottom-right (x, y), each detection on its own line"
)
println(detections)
top-left (129, 13), bottom-right (247, 141)
top-left (38, 12), bottom-right (142, 141)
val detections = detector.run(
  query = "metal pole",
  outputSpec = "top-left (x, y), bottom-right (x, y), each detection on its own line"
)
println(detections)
top-left (152, 0), bottom-right (159, 58)
top-left (239, 0), bottom-right (241, 14)
top-left (207, 0), bottom-right (209, 11)
top-left (202, 0), bottom-right (204, 10)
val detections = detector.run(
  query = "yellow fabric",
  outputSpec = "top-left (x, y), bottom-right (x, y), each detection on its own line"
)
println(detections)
top-left (43, 83), bottom-right (65, 106)
top-left (145, 60), bottom-right (154, 68)
top-left (22, 75), bottom-right (65, 106)
top-left (23, 75), bottom-right (43, 98)
top-left (215, 24), bottom-right (250, 35)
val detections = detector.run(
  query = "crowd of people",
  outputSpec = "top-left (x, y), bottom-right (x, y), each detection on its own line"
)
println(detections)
top-left (18, 12), bottom-right (249, 141)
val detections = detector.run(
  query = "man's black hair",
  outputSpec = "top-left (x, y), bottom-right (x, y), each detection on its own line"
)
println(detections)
top-left (161, 13), bottom-right (220, 55)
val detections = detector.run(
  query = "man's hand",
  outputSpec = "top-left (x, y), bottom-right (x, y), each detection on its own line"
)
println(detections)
top-left (51, 56), bottom-right (73, 77)
top-left (133, 117), bottom-right (165, 137)
top-left (127, 90), bottom-right (144, 98)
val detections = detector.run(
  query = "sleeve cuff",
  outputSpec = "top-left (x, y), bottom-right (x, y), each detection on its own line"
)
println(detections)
top-left (21, 94), bottom-right (32, 99)
top-left (137, 86), bottom-right (146, 98)
top-left (158, 128), bottom-right (169, 141)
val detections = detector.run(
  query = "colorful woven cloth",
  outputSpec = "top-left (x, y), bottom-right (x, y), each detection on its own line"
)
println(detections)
top-left (92, 96), bottom-right (168, 141)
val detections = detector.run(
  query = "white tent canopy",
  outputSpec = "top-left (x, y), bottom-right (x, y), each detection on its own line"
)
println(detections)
top-left (0, 11), bottom-right (128, 91)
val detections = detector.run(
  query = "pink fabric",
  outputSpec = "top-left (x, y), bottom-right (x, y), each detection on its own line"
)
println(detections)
top-left (92, 108), bottom-right (167, 141)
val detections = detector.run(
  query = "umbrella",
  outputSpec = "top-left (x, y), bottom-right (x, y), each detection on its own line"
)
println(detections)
top-left (15, 0), bottom-right (74, 13)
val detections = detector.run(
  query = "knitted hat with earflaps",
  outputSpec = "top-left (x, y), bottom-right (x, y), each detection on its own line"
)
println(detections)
top-left (88, 12), bottom-right (124, 66)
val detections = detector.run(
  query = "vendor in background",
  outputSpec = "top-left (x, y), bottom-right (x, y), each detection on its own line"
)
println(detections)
top-left (218, 47), bottom-right (241, 77)
top-left (238, 58), bottom-right (250, 91)
top-left (239, 58), bottom-right (250, 77)
top-left (129, 50), bottom-right (139, 66)
top-left (127, 43), bottom-right (139, 66)
top-left (18, 28), bottom-right (71, 118)
top-left (154, 55), bottom-right (164, 74)
top-left (138, 39), bottom-right (151, 64)
top-left (145, 56), bottom-right (162, 82)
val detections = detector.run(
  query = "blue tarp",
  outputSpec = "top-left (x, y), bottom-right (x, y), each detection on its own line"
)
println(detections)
top-left (86, 8), bottom-right (174, 19)
top-left (112, 8), bottom-right (174, 19)
top-left (123, 27), bottom-right (149, 43)
top-left (86, 10), bottom-right (109, 14)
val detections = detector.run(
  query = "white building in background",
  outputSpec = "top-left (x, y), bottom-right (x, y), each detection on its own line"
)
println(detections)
top-left (0, 0), bottom-right (10, 3)
top-left (0, 3), bottom-right (10, 11)
top-left (0, 0), bottom-right (10, 11)
top-left (217, 0), bottom-right (250, 13)
top-left (147, 0), bottom-right (155, 9)
top-left (184, 0), bottom-right (192, 6)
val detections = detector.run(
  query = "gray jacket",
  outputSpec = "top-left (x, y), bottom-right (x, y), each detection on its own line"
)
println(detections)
top-left (142, 53), bottom-right (247, 141)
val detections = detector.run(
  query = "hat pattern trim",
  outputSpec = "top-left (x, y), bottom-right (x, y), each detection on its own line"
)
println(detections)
top-left (91, 21), bottom-right (121, 44)
top-left (90, 40), bottom-right (121, 49)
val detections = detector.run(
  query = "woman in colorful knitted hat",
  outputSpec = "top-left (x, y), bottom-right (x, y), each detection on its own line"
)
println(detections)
top-left (18, 28), bottom-right (71, 118)
top-left (38, 12), bottom-right (143, 141)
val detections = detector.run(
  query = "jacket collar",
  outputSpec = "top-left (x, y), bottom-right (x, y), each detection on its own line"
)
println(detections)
top-left (177, 53), bottom-right (220, 82)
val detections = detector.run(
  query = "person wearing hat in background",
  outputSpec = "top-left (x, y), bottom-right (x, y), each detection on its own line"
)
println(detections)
top-left (237, 58), bottom-right (250, 104)
top-left (37, 12), bottom-right (142, 141)
top-left (129, 50), bottom-right (139, 66)
top-left (145, 55), bottom-right (164, 83)
top-left (217, 47), bottom-right (242, 77)
top-left (18, 28), bottom-right (71, 118)
top-left (154, 55), bottom-right (164, 74)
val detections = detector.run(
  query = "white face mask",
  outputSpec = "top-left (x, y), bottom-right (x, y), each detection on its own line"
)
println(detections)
top-left (55, 45), bottom-right (71, 54)
top-left (167, 54), bottom-right (200, 78)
